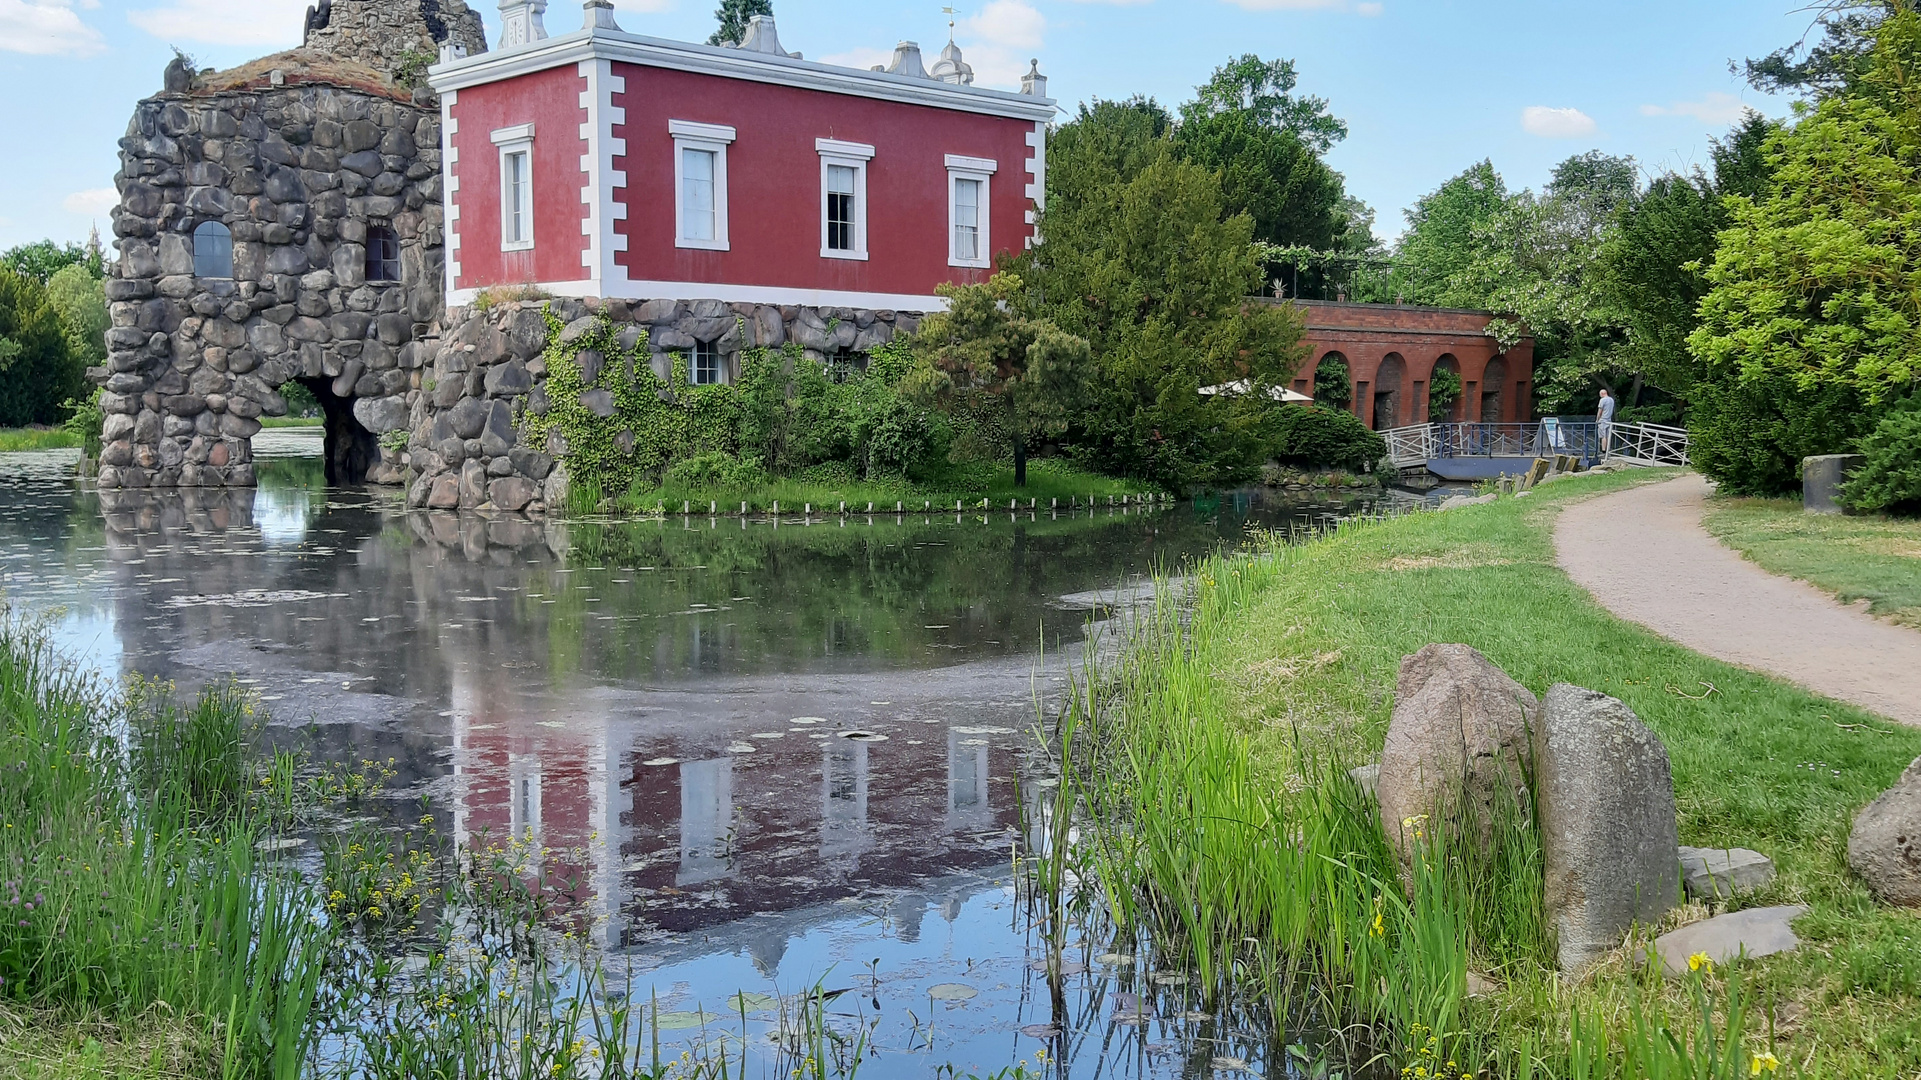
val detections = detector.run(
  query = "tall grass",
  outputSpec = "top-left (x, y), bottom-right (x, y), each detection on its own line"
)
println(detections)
top-left (1046, 517), bottom-right (1796, 1077)
top-left (0, 618), bottom-right (326, 1079)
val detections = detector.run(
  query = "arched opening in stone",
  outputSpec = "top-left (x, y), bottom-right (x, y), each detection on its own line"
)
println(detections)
top-left (1373, 353), bottom-right (1406, 430)
top-left (289, 375), bottom-right (380, 485)
top-left (1430, 355), bottom-right (1463, 421)
top-left (1481, 356), bottom-right (1509, 423)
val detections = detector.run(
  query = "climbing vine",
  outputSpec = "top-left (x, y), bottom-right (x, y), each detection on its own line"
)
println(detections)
top-left (516, 309), bottom-right (947, 508)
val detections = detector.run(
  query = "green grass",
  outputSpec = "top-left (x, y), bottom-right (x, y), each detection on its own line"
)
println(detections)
top-left (0, 428), bottom-right (80, 452)
top-left (602, 459), bottom-right (1154, 515)
top-left (1068, 468), bottom-right (1921, 1077)
top-left (1704, 497), bottom-right (1921, 626)
top-left (259, 417), bottom-right (323, 429)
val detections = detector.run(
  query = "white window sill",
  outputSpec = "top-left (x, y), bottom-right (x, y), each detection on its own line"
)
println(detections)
top-left (821, 248), bottom-right (869, 261)
top-left (501, 241), bottom-right (535, 253)
top-left (948, 258), bottom-right (991, 270)
top-left (677, 238), bottom-right (730, 252)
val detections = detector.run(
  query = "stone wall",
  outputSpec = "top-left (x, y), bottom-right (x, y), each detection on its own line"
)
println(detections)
top-left (406, 298), bottom-right (924, 513)
top-left (302, 0), bottom-right (488, 75)
top-left (101, 81), bottom-right (445, 489)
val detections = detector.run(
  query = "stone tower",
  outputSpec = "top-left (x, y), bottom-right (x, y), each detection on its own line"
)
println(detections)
top-left (97, 0), bottom-right (475, 490)
top-left (301, 0), bottom-right (489, 76)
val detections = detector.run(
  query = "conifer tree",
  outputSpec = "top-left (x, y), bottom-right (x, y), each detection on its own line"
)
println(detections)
top-left (708, 0), bottom-right (773, 46)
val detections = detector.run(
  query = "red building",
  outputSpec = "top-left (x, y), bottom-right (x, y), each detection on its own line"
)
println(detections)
top-left (1277, 300), bottom-right (1537, 429)
top-left (428, 2), bottom-right (1054, 313)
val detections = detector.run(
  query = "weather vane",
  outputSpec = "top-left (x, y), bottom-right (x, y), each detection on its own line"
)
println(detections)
top-left (943, 6), bottom-right (957, 42)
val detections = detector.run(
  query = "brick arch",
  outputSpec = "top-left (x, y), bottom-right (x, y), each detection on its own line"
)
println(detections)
top-left (1371, 353), bottom-right (1407, 430)
top-left (1295, 348), bottom-right (1351, 407)
top-left (1429, 353), bottom-right (1462, 422)
top-left (1481, 355), bottom-right (1510, 422)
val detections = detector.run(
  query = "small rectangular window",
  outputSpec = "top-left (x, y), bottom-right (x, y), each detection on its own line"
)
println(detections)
top-left (366, 225), bottom-right (401, 283)
top-left (953, 178), bottom-right (982, 263)
top-left (681, 148), bottom-right (717, 243)
top-left (691, 340), bottom-right (724, 386)
top-left (501, 148), bottom-right (533, 250)
top-left (826, 165), bottom-right (857, 252)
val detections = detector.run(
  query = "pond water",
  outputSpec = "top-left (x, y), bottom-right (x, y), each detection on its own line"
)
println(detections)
top-left (0, 430), bottom-right (1392, 1078)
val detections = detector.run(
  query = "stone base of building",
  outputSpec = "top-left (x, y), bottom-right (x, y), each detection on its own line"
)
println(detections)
top-left (404, 296), bottom-right (925, 514)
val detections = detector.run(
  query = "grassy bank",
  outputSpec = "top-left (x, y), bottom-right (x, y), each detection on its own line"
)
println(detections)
top-left (1067, 468), bottom-right (1921, 1076)
top-left (1704, 497), bottom-right (1921, 626)
top-left (0, 428), bottom-right (80, 452)
top-left (259, 417), bottom-right (323, 429)
top-left (598, 459), bottom-right (1155, 515)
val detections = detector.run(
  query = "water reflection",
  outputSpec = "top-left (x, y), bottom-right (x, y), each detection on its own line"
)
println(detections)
top-left (0, 442), bottom-right (1384, 1076)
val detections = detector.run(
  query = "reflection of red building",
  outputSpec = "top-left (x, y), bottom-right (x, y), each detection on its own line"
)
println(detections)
top-left (1275, 301), bottom-right (1537, 430)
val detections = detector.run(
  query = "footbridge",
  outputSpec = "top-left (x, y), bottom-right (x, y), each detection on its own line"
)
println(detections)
top-left (1383, 420), bottom-right (1690, 480)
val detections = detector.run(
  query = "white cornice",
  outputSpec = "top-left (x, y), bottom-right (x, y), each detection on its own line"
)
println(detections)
top-left (429, 27), bottom-right (1058, 124)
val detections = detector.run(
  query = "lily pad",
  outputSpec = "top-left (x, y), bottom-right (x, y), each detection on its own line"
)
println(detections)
top-left (255, 838), bottom-right (307, 853)
top-left (927, 983), bottom-right (978, 1002)
top-left (749, 733), bottom-right (785, 740)
top-left (726, 992), bottom-right (780, 1013)
top-left (725, 744), bottom-right (757, 754)
top-left (790, 717), bottom-right (829, 725)
top-left (641, 758), bottom-right (680, 767)
top-left (1211, 1057), bottom-right (1250, 1073)
top-left (1020, 1024), bottom-right (1064, 1040)
top-left (654, 1011), bottom-right (714, 1030)
top-left (838, 731), bottom-right (889, 742)
top-left (1095, 953), bottom-right (1135, 967)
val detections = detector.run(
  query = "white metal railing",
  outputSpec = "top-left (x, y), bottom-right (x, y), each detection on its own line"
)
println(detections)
top-left (1382, 420), bottom-right (1689, 470)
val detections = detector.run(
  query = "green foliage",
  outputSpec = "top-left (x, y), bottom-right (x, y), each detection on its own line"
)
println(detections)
top-left (0, 240), bottom-right (103, 285)
top-left (1023, 106), bottom-right (1308, 489)
top-left (1391, 161), bottom-right (1509, 307)
top-left (909, 273), bottom-right (1091, 484)
top-left (1689, 13), bottom-right (1921, 491)
top-left (1840, 399), bottom-right (1921, 514)
top-left (519, 312), bottom-right (944, 509)
top-left (392, 49), bottom-right (435, 90)
top-left (1687, 375), bottom-right (1873, 496)
top-left (0, 266), bottom-right (86, 428)
top-left (1175, 56), bottom-right (1353, 265)
top-left (707, 0), bottom-right (772, 45)
top-left (44, 264), bottom-right (107, 367)
top-left (1427, 366), bottom-right (1463, 421)
top-left (1313, 354), bottom-right (1352, 409)
top-left (1263, 403), bottom-right (1385, 471)
top-left (1744, 0), bottom-right (1898, 98)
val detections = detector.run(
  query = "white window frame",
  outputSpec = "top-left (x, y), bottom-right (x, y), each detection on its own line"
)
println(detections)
top-left (945, 154), bottom-right (997, 269)
top-left (671, 120), bottom-right (736, 252)
top-left (492, 123), bottom-right (537, 253)
top-left (816, 138), bottom-right (874, 262)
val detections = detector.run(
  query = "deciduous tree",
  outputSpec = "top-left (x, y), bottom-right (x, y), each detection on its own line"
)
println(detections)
top-left (707, 0), bottom-right (772, 46)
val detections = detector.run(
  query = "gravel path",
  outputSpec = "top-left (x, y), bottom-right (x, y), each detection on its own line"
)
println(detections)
top-left (1555, 473), bottom-right (1921, 728)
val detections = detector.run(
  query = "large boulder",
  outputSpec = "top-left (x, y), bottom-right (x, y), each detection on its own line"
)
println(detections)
top-left (1536, 685), bottom-right (1681, 972)
top-left (1848, 756), bottom-right (1921, 906)
top-left (1377, 645), bottom-right (1538, 874)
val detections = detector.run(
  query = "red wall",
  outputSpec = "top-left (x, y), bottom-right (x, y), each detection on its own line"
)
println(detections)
top-left (450, 66), bottom-right (592, 290)
top-left (610, 63), bottom-right (1034, 297)
top-left (1274, 302), bottom-right (1537, 427)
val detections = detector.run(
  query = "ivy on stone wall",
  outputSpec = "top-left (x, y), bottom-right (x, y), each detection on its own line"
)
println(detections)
top-left (517, 310), bottom-right (948, 508)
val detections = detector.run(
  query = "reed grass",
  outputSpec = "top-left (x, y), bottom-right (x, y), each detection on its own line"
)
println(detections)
top-left (1039, 469), bottom-right (1902, 1076)
top-left (0, 428), bottom-right (82, 452)
top-left (593, 459), bottom-right (1152, 517)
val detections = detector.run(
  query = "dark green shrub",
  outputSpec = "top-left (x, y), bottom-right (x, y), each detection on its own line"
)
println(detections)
top-left (1314, 356), bottom-right (1353, 410)
top-left (1266, 403), bottom-right (1386, 472)
top-left (1841, 402), bottom-right (1921, 515)
top-left (1687, 375), bottom-right (1875, 496)
top-left (660, 451), bottom-right (765, 492)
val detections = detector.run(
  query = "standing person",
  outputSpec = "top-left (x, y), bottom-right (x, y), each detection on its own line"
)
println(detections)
top-left (1596, 387), bottom-right (1616, 458)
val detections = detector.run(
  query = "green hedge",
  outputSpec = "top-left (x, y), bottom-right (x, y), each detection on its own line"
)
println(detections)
top-left (1265, 403), bottom-right (1386, 472)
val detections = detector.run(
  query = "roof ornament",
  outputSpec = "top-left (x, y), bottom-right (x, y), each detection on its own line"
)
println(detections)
top-left (886, 41), bottom-right (929, 79)
top-left (1020, 58), bottom-right (1047, 97)
top-left (583, 0), bottom-right (620, 31)
top-left (929, 11), bottom-right (973, 85)
top-left (734, 15), bottom-right (799, 58)
top-left (498, 0), bottom-right (549, 50)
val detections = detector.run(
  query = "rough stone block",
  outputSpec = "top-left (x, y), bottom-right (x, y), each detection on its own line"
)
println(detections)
top-left (1536, 684), bottom-right (1681, 972)
top-left (1378, 644), bottom-right (1537, 874)
top-left (1678, 847), bottom-right (1777, 901)
top-left (1848, 756), bottom-right (1921, 906)
top-left (488, 477), bottom-right (536, 512)
top-left (1804, 455), bottom-right (1865, 514)
top-left (353, 395), bottom-right (410, 435)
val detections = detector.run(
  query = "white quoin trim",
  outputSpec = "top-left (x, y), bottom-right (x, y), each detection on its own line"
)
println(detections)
top-left (579, 59), bottom-right (627, 292)
top-left (442, 90), bottom-right (462, 294)
top-left (1024, 121), bottom-right (1046, 249)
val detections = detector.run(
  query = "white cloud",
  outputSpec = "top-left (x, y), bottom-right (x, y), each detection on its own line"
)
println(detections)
top-left (1221, 0), bottom-right (1379, 11)
top-left (1521, 106), bottom-right (1597, 139)
top-left (62, 188), bottom-right (118, 216)
top-left (1640, 91), bottom-right (1751, 126)
top-left (128, 0), bottom-right (307, 48)
top-left (1356, 1), bottom-right (1384, 13)
top-left (0, 0), bottom-right (106, 56)
top-left (959, 0), bottom-right (1044, 50)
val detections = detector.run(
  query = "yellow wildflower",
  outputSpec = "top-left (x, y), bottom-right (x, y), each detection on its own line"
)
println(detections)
top-left (1750, 1052), bottom-right (1780, 1075)
top-left (1687, 952), bottom-right (1714, 974)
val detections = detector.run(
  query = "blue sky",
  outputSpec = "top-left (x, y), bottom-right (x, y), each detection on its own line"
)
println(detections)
top-left (0, 0), bottom-right (1815, 251)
